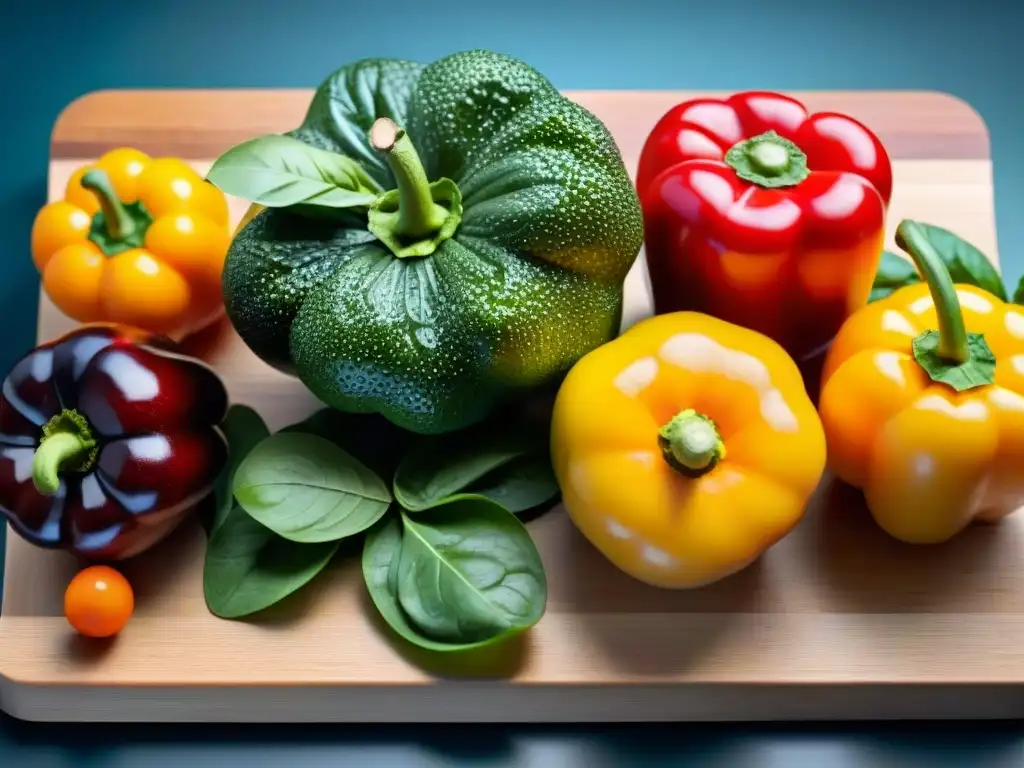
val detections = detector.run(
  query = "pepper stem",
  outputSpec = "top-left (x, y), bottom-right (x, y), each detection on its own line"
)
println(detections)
top-left (33, 410), bottom-right (97, 496)
top-left (724, 131), bottom-right (810, 189)
top-left (896, 220), bottom-right (968, 364)
top-left (895, 219), bottom-right (996, 392)
top-left (658, 409), bottom-right (726, 478)
top-left (370, 118), bottom-right (450, 239)
top-left (81, 168), bottom-right (135, 241)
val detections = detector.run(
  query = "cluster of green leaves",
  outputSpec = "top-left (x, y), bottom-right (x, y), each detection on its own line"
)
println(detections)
top-left (203, 405), bottom-right (558, 652)
top-left (869, 221), bottom-right (1022, 303)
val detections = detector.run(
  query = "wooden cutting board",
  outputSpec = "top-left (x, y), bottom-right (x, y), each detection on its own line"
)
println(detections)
top-left (2, 89), bottom-right (1020, 723)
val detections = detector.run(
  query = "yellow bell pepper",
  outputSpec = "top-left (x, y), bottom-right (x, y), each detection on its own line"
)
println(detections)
top-left (551, 312), bottom-right (827, 589)
top-left (820, 220), bottom-right (1024, 544)
top-left (31, 147), bottom-right (232, 339)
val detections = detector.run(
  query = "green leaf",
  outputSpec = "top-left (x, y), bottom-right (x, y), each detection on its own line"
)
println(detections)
top-left (292, 58), bottom-right (425, 189)
top-left (393, 425), bottom-right (557, 514)
top-left (204, 503), bottom-right (338, 619)
top-left (912, 330), bottom-right (996, 391)
top-left (206, 134), bottom-right (382, 211)
top-left (909, 224), bottom-right (1004, 300)
top-left (281, 408), bottom-right (413, 482)
top-left (362, 515), bottom-right (481, 653)
top-left (362, 500), bottom-right (547, 651)
top-left (208, 404), bottom-right (271, 536)
top-left (395, 500), bottom-right (547, 645)
top-left (232, 432), bottom-right (392, 543)
top-left (868, 250), bottom-right (921, 303)
top-left (462, 454), bottom-right (560, 514)
top-left (1013, 275), bottom-right (1024, 305)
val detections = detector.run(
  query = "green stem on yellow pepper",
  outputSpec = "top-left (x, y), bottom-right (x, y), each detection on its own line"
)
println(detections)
top-left (896, 220), bottom-right (968, 364)
top-left (81, 168), bottom-right (136, 241)
top-left (658, 409), bottom-right (726, 477)
top-left (896, 219), bottom-right (996, 391)
top-left (32, 410), bottom-right (97, 496)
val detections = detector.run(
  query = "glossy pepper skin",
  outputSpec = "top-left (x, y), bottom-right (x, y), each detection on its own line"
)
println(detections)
top-left (217, 51), bottom-right (643, 435)
top-left (551, 311), bottom-right (826, 589)
top-left (820, 220), bottom-right (1024, 545)
top-left (0, 324), bottom-right (229, 560)
top-left (638, 91), bottom-right (893, 363)
top-left (31, 148), bottom-right (232, 339)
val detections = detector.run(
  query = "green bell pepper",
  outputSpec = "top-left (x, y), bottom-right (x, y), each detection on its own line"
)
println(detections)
top-left (210, 50), bottom-right (643, 435)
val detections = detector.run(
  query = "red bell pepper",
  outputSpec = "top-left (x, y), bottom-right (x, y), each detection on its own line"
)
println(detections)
top-left (637, 91), bottom-right (893, 363)
top-left (0, 324), bottom-right (229, 560)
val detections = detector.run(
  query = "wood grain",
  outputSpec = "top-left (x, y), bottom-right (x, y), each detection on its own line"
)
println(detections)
top-left (51, 90), bottom-right (991, 161)
top-left (2, 89), bottom-right (1019, 723)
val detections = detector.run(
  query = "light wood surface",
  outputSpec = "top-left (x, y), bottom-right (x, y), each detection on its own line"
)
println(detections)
top-left (3, 89), bottom-right (1020, 723)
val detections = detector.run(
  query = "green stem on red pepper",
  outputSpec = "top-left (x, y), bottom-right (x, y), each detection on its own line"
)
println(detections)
top-left (896, 219), bottom-right (996, 391)
top-left (658, 409), bottom-right (726, 478)
top-left (724, 131), bottom-right (810, 189)
top-left (32, 410), bottom-right (97, 496)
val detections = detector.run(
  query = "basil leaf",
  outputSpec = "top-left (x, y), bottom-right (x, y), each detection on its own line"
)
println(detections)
top-left (395, 500), bottom-right (547, 645)
top-left (232, 432), bottom-right (392, 543)
top-left (281, 408), bottom-right (413, 481)
top-left (208, 404), bottom-right (271, 536)
top-left (909, 222), bottom-right (1006, 300)
top-left (204, 503), bottom-right (338, 619)
top-left (206, 134), bottom-right (383, 211)
top-left (394, 426), bottom-right (555, 513)
top-left (869, 250), bottom-right (921, 303)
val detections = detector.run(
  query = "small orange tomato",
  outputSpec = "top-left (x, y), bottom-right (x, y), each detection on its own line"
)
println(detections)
top-left (64, 565), bottom-right (135, 638)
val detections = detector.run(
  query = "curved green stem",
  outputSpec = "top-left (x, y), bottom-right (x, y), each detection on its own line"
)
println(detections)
top-left (724, 131), bottom-right (810, 189)
top-left (33, 410), bottom-right (97, 496)
top-left (81, 168), bottom-right (135, 240)
top-left (896, 220), bottom-right (968, 364)
top-left (370, 118), bottom-right (450, 239)
top-left (658, 409), bottom-right (726, 478)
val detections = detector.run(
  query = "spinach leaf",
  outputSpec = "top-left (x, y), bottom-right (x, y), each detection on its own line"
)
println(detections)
top-left (395, 499), bottom-right (547, 645)
top-left (869, 224), bottom-right (1005, 303)
top-left (869, 250), bottom-right (921, 303)
top-left (913, 222), bottom-right (1005, 300)
top-left (206, 134), bottom-right (382, 211)
top-left (282, 408), bottom-right (413, 481)
top-left (393, 426), bottom-right (557, 513)
top-left (208, 404), bottom-right (270, 536)
top-left (362, 515), bottom-right (485, 653)
top-left (460, 454), bottom-right (560, 513)
top-left (232, 432), bottom-right (391, 543)
top-left (1013, 275), bottom-right (1024, 305)
top-left (204, 503), bottom-right (338, 619)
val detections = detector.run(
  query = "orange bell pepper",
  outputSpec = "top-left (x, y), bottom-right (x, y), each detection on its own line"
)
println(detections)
top-left (551, 311), bottom-right (826, 589)
top-left (31, 147), bottom-right (232, 338)
top-left (819, 219), bottom-right (1024, 544)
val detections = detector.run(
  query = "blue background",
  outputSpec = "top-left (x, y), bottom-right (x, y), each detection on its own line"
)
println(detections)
top-left (1, 0), bottom-right (1022, 763)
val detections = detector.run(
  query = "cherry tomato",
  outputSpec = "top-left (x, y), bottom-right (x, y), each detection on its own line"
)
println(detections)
top-left (64, 565), bottom-right (135, 638)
